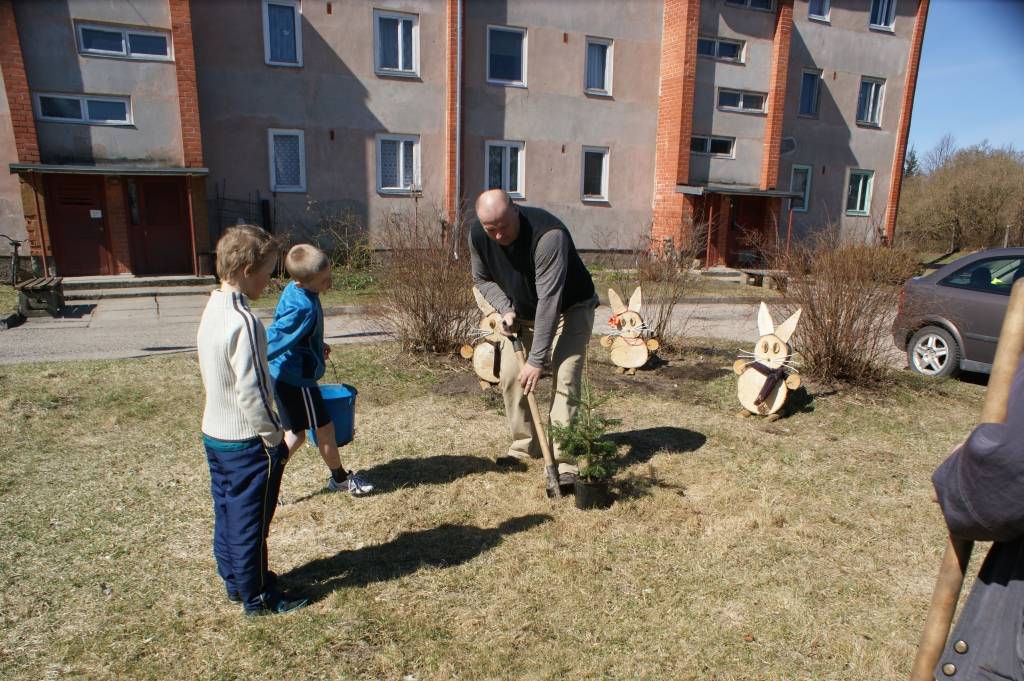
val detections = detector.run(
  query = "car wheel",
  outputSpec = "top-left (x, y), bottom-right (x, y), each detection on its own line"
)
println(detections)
top-left (908, 326), bottom-right (960, 378)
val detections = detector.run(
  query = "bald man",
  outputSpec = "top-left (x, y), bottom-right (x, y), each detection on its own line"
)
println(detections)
top-left (469, 189), bottom-right (598, 465)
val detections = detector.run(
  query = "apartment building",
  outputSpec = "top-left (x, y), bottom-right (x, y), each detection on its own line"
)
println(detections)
top-left (0, 0), bottom-right (926, 276)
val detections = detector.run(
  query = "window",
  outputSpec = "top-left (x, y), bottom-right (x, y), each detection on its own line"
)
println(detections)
top-left (486, 141), bottom-right (525, 198)
top-left (487, 26), bottom-right (526, 86)
top-left (790, 165), bottom-right (811, 212)
top-left (869, 0), bottom-right (897, 30)
top-left (262, 0), bottom-right (302, 67)
top-left (717, 89), bottom-right (766, 113)
top-left (377, 134), bottom-right (420, 193)
top-left (799, 69), bottom-right (821, 117)
top-left (808, 0), bottom-right (830, 20)
top-left (696, 37), bottom-right (744, 63)
top-left (77, 23), bottom-right (171, 60)
top-left (941, 257), bottom-right (1023, 295)
top-left (585, 37), bottom-right (613, 95)
top-left (690, 135), bottom-right (734, 157)
top-left (269, 129), bottom-right (306, 192)
top-left (856, 77), bottom-right (885, 126)
top-left (581, 147), bottom-right (609, 202)
top-left (35, 93), bottom-right (131, 125)
top-left (374, 10), bottom-right (417, 76)
top-left (845, 170), bottom-right (873, 215)
top-left (724, 0), bottom-right (775, 10)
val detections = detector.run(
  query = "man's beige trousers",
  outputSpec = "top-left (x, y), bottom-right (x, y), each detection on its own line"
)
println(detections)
top-left (499, 297), bottom-right (597, 461)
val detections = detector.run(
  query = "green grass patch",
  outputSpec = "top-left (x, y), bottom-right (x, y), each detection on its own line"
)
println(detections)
top-left (0, 284), bottom-right (17, 316)
top-left (254, 266), bottom-right (383, 309)
top-left (0, 341), bottom-right (985, 680)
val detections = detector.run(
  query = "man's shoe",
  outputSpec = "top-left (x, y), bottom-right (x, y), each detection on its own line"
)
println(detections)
top-left (327, 471), bottom-right (374, 496)
top-left (227, 590), bottom-right (242, 603)
top-left (244, 595), bottom-right (309, 616)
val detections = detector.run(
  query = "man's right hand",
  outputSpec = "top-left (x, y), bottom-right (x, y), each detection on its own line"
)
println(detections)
top-left (500, 311), bottom-right (517, 336)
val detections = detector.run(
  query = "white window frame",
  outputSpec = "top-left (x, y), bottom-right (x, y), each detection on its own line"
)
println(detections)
top-left (798, 68), bottom-right (822, 118)
top-left (34, 93), bottom-right (133, 126)
top-left (376, 134), bottom-right (421, 195)
top-left (76, 23), bottom-right (173, 61)
top-left (581, 146), bottom-right (610, 203)
top-left (373, 9), bottom-right (419, 78)
top-left (869, 0), bottom-right (897, 31)
top-left (584, 36), bottom-right (613, 97)
top-left (486, 25), bottom-right (527, 88)
top-left (724, 0), bottom-right (776, 12)
top-left (789, 164), bottom-right (812, 213)
top-left (808, 0), bottom-right (831, 22)
top-left (268, 128), bottom-right (306, 193)
top-left (690, 135), bottom-right (735, 158)
top-left (484, 140), bottom-right (525, 199)
top-left (262, 0), bottom-right (303, 67)
top-left (845, 169), bottom-right (874, 216)
top-left (716, 88), bottom-right (766, 114)
top-left (856, 77), bottom-right (885, 127)
top-left (696, 36), bottom-right (745, 64)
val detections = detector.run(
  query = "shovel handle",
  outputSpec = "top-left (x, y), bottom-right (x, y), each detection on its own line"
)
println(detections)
top-left (510, 335), bottom-right (562, 497)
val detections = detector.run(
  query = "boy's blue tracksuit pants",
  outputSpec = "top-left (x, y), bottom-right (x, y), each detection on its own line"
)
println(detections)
top-left (203, 436), bottom-right (288, 612)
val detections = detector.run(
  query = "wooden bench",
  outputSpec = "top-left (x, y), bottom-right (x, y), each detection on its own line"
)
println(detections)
top-left (739, 269), bottom-right (789, 291)
top-left (16, 276), bottom-right (64, 317)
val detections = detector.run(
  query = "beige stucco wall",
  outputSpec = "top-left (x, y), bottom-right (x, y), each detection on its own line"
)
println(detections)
top-left (0, 66), bottom-right (27, 254)
top-left (462, 0), bottom-right (664, 250)
top-left (192, 0), bottom-right (447, 242)
top-left (782, 0), bottom-right (916, 241)
top-left (14, 0), bottom-right (184, 167)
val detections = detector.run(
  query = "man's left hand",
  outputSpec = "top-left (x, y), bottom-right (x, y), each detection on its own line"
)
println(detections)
top-left (323, 343), bottom-right (331, 359)
top-left (519, 363), bottom-right (542, 395)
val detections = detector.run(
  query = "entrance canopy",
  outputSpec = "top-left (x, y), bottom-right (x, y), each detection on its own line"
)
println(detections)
top-left (675, 183), bottom-right (802, 199)
top-left (10, 163), bottom-right (208, 176)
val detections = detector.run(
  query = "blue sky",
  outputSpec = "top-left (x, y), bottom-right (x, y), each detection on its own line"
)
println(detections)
top-left (909, 0), bottom-right (1024, 156)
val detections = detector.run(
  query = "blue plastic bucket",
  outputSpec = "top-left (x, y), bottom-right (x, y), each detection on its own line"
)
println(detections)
top-left (307, 383), bottom-right (357, 447)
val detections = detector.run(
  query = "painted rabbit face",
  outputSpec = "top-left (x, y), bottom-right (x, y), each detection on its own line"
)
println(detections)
top-left (608, 287), bottom-right (645, 339)
top-left (478, 313), bottom-right (503, 342)
top-left (749, 303), bottom-right (801, 370)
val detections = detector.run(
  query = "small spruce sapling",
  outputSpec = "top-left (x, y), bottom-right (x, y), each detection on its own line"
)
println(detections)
top-left (549, 376), bottom-right (621, 482)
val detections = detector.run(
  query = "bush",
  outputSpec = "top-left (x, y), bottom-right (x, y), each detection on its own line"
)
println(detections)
top-left (774, 229), bottom-right (918, 386)
top-left (374, 207), bottom-right (476, 354)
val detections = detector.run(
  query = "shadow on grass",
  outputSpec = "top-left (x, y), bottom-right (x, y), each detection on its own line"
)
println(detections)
top-left (281, 514), bottom-right (552, 601)
top-left (609, 426), bottom-right (707, 467)
top-left (285, 455), bottom-right (529, 503)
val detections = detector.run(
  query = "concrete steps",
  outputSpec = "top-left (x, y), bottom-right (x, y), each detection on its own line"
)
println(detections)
top-left (60, 275), bottom-right (216, 301)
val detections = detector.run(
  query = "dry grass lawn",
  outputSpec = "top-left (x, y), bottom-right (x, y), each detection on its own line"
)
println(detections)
top-left (0, 341), bottom-right (984, 680)
top-left (0, 284), bottom-right (17, 316)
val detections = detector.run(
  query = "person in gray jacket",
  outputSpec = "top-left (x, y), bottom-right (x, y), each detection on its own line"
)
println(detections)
top-left (931, 354), bottom-right (1024, 679)
top-left (469, 189), bottom-right (598, 465)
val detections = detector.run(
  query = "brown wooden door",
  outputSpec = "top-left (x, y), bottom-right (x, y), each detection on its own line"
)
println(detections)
top-left (127, 177), bottom-right (192, 275)
top-left (44, 174), bottom-right (113, 276)
top-left (728, 198), bottom-right (771, 267)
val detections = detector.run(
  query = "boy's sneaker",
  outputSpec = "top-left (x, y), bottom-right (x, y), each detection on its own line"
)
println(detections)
top-left (244, 594), bottom-right (309, 617)
top-left (327, 471), bottom-right (374, 496)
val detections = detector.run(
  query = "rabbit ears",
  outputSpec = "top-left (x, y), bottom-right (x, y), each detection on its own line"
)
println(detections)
top-left (757, 302), bottom-right (802, 343)
top-left (608, 287), bottom-right (643, 315)
top-left (472, 286), bottom-right (497, 315)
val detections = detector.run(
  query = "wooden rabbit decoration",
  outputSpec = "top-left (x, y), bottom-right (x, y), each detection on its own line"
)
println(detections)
top-left (600, 287), bottom-right (659, 375)
top-left (460, 288), bottom-right (504, 390)
top-left (734, 302), bottom-right (802, 418)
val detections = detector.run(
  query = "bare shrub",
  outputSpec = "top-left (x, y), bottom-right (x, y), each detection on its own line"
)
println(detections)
top-left (774, 228), bottom-right (917, 385)
top-left (374, 206), bottom-right (476, 354)
top-left (607, 224), bottom-right (708, 351)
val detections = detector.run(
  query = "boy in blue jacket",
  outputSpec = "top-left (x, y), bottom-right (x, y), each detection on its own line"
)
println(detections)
top-left (267, 244), bottom-right (373, 495)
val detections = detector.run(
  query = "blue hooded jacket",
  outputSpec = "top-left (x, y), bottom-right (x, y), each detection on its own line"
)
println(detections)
top-left (266, 281), bottom-right (325, 388)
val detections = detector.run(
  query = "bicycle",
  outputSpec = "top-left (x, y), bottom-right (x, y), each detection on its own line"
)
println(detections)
top-left (1, 233), bottom-right (26, 287)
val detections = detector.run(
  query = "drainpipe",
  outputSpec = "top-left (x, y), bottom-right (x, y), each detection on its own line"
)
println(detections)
top-left (453, 0), bottom-right (463, 258)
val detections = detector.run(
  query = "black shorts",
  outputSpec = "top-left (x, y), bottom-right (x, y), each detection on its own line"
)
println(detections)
top-left (274, 381), bottom-right (330, 433)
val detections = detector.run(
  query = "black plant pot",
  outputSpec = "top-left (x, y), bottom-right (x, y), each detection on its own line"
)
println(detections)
top-left (574, 479), bottom-right (613, 510)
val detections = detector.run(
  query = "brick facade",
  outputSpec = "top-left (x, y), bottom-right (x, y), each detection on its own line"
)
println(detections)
top-left (0, 0), bottom-right (38, 165)
top-left (760, 0), bottom-right (793, 191)
top-left (651, 0), bottom-right (700, 248)
top-left (884, 0), bottom-right (929, 244)
top-left (170, 0), bottom-right (204, 168)
top-left (443, 0), bottom-right (461, 224)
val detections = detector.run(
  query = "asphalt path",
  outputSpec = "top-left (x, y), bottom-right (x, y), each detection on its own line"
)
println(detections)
top-left (0, 295), bottom-right (771, 365)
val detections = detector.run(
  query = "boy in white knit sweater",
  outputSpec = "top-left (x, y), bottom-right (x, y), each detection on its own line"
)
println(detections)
top-left (197, 224), bottom-right (307, 616)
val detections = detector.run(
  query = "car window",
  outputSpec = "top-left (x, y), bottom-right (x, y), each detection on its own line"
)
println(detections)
top-left (941, 257), bottom-right (1023, 295)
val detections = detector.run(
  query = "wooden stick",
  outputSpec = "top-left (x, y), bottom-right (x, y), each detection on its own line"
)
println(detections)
top-left (909, 279), bottom-right (1024, 680)
top-left (510, 335), bottom-right (562, 498)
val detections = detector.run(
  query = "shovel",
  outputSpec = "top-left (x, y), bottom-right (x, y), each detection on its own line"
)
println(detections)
top-left (505, 327), bottom-right (562, 498)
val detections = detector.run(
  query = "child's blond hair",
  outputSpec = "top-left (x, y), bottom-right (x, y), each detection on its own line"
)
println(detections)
top-left (285, 244), bottom-right (330, 283)
top-left (216, 224), bottom-right (279, 282)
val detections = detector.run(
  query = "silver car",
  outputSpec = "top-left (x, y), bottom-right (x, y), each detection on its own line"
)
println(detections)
top-left (892, 248), bottom-right (1024, 378)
